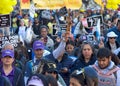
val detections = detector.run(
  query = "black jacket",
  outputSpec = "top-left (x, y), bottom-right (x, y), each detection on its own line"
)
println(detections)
top-left (105, 41), bottom-right (120, 50)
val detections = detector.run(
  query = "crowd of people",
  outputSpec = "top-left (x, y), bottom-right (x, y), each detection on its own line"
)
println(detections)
top-left (0, 4), bottom-right (120, 86)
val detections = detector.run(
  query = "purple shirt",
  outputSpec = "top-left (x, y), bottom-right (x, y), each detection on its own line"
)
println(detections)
top-left (1, 67), bottom-right (15, 85)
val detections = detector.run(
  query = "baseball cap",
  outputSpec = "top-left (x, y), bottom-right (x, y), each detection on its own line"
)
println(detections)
top-left (33, 40), bottom-right (44, 50)
top-left (27, 76), bottom-right (44, 86)
top-left (107, 31), bottom-right (118, 38)
top-left (2, 50), bottom-right (14, 58)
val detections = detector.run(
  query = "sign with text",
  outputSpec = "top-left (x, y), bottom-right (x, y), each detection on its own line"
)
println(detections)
top-left (87, 15), bottom-right (103, 28)
top-left (41, 10), bottom-right (52, 19)
top-left (0, 15), bottom-right (10, 28)
top-left (0, 35), bottom-right (19, 49)
top-left (58, 6), bottom-right (67, 16)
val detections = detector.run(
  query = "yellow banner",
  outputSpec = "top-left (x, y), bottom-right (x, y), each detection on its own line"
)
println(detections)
top-left (33, 0), bottom-right (82, 9)
top-left (34, 0), bottom-right (65, 9)
top-left (65, 0), bottom-right (82, 9)
top-left (20, 0), bottom-right (30, 9)
top-left (94, 0), bottom-right (104, 9)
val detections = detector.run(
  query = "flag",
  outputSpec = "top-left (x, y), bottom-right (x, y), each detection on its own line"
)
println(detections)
top-left (96, 19), bottom-right (101, 42)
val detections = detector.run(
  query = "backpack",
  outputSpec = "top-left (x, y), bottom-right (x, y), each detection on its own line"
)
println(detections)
top-left (92, 65), bottom-right (120, 86)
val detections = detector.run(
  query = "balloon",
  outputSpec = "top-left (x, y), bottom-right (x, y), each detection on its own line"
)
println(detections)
top-left (1, 0), bottom-right (10, 5)
top-left (0, 0), bottom-right (17, 14)
top-left (34, 13), bottom-right (38, 18)
top-left (106, 0), bottom-right (120, 10)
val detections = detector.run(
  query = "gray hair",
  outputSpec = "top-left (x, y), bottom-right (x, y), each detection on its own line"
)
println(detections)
top-left (2, 42), bottom-right (14, 51)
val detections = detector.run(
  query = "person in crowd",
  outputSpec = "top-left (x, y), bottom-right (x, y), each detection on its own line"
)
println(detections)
top-left (45, 75), bottom-right (58, 86)
top-left (24, 32), bottom-right (69, 83)
top-left (108, 19), bottom-right (120, 43)
top-left (2, 43), bottom-right (25, 70)
top-left (36, 60), bottom-right (66, 86)
top-left (24, 19), bottom-right (37, 47)
top-left (114, 47), bottom-right (120, 58)
top-left (0, 49), bottom-right (25, 86)
top-left (22, 14), bottom-right (29, 27)
top-left (18, 19), bottom-right (26, 42)
top-left (92, 48), bottom-right (120, 86)
top-left (45, 42), bottom-right (74, 86)
top-left (32, 18), bottom-right (41, 35)
top-left (38, 25), bottom-right (54, 52)
top-left (65, 40), bottom-right (77, 61)
top-left (105, 31), bottom-right (120, 52)
top-left (111, 52), bottom-right (120, 66)
top-left (11, 15), bottom-right (18, 34)
top-left (70, 66), bottom-right (98, 86)
top-left (27, 74), bottom-right (49, 86)
top-left (71, 42), bottom-right (97, 73)
top-left (0, 29), bottom-right (3, 38)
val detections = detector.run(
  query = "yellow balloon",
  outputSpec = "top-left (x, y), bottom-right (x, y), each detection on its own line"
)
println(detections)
top-left (1, 0), bottom-right (9, 5)
top-left (34, 13), bottom-right (38, 18)
top-left (10, 0), bottom-right (17, 6)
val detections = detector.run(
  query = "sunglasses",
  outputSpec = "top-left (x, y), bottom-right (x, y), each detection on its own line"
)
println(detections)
top-left (109, 37), bottom-right (116, 39)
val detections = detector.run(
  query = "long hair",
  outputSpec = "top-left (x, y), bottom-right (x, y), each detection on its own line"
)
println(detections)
top-left (78, 42), bottom-right (95, 60)
top-left (45, 75), bottom-right (58, 86)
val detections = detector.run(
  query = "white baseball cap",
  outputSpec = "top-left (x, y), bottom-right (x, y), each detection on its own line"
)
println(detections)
top-left (107, 31), bottom-right (118, 38)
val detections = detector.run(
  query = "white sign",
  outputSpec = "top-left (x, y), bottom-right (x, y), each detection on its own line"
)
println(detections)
top-left (29, 3), bottom-right (36, 18)
top-left (0, 35), bottom-right (19, 49)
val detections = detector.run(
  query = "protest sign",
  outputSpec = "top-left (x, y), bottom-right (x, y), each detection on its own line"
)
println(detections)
top-left (29, 3), bottom-right (36, 18)
top-left (87, 15), bottom-right (103, 28)
top-left (58, 6), bottom-right (67, 16)
top-left (0, 14), bottom-right (10, 28)
top-left (0, 35), bottom-right (19, 49)
top-left (41, 10), bottom-right (52, 19)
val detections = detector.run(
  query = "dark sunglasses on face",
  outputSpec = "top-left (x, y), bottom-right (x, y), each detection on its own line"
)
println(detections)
top-left (47, 71), bottom-right (57, 74)
top-left (109, 37), bottom-right (116, 39)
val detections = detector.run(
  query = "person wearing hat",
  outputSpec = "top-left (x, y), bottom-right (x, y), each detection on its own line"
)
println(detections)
top-left (24, 32), bottom-right (71, 84)
top-left (36, 60), bottom-right (66, 86)
top-left (27, 74), bottom-right (49, 86)
top-left (24, 40), bottom-right (46, 84)
top-left (0, 49), bottom-right (25, 86)
top-left (70, 66), bottom-right (98, 86)
top-left (105, 31), bottom-right (120, 52)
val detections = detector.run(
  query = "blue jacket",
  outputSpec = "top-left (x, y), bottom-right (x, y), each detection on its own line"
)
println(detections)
top-left (71, 55), bottom-right (97, 73)
top-left (45, 53), bottom-right (74, 86)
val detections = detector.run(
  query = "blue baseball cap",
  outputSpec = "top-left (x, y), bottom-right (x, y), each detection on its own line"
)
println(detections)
top-left (2, 50), bottom-right (14, 58)
top-left (33, 40), bottom-right (44, 50)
